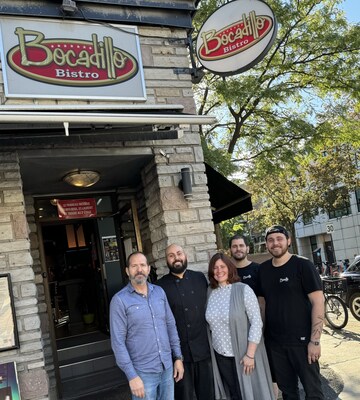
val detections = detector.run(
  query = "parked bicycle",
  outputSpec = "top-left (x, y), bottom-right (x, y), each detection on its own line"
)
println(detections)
top-left (322, 277), bottom-right (348, 329)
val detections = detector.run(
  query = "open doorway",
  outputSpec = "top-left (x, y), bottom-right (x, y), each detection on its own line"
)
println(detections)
top-left (43, 220), bottom-right (108, 339)
top-left (36, 195), bottom-right (140, 398)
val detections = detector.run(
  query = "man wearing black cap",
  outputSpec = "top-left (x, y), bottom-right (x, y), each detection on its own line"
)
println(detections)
top-left (258, 225), bottom-right (324, 400)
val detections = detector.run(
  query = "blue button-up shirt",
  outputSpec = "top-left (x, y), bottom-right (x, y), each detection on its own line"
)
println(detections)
top-left (110, 282), bottom-right (182, 381)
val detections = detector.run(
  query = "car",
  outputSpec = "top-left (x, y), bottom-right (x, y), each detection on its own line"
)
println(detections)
top-left (341, 257), bottom-right (360, 321)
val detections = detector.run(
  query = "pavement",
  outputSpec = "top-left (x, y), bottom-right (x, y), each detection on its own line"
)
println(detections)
top-left (80, 313), bottom-right (360, 400)
top-left (319, 311), bottom-right (360, 400)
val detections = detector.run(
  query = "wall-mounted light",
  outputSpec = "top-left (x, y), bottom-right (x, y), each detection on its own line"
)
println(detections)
top-left (179, 167), bottom-right (193, 200)
top-left (159, 149), bottom-right (170, 164)
top-left (63, 170), bottom-right (100, 188)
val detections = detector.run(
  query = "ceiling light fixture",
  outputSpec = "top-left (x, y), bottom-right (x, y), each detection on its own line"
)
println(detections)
top-left (63, 170), bottom-right (100, 188)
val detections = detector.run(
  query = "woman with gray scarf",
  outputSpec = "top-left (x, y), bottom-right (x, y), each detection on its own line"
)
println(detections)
top-left (206, 253), bottom-right (275, 400)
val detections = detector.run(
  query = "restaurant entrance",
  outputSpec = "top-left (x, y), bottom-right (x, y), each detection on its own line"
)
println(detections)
top-left (43, 220), bottom-right (108, 339)
top-left (37, 194), bottom-right (138, 398)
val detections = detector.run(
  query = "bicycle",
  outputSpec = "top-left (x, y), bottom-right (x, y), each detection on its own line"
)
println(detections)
top-left (321, 277), bottom-right (349, 329)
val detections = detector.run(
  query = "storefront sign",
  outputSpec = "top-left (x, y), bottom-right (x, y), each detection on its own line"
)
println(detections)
top-left (196, 0), bottom-right (277, 76)
top-left (0, 17), bottom-right (146, 100)
top-left (57, 198), bottom-right (97, 220)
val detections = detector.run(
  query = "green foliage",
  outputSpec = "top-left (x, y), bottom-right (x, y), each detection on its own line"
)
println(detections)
top-left (218, 216), bottom-right (248, 251)
top-left (194, 0), bottom-right (360, 166)
top-left (194, 0), bottom-right (360, 244)
top-left (245, 139), bottom-right (359, 253)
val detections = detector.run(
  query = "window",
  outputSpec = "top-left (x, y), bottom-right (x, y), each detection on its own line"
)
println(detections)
top-left (303, 214), bottom-right (312, 225)
top-left (309, 236), bottom-right (317, 253)
top-left (356, 188), bottom-right (360, 213)
top-left (302, 208), bottom-right (317, 225)
top-left (326, 189), bottom-right (351, 219)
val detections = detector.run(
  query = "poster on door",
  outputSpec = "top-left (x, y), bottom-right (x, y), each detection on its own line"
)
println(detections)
top-left (0, 362), bottom-right (21, 399)
top-left (102, 236), bottom-right (120, 262)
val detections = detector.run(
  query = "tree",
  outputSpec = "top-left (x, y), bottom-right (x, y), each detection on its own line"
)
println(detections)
top-left (193, 0), bottom-right (360, 171)
top-left (245, 137), bottom-right (360, 254)
top-left (193, 1), bottom-right (360, 246)
top-left (246, 159), bottom-right (316, 254)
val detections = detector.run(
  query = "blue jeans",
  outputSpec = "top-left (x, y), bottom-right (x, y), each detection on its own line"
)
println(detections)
top-left (133, 367), bottom-right (174, 400)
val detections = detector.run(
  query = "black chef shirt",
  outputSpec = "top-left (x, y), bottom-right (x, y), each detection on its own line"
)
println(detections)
top-left (156, 269), bottom-right (210, 363)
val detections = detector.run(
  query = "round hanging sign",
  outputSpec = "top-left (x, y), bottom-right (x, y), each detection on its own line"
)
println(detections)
top-left (196, 0), bottom-right (277, 76)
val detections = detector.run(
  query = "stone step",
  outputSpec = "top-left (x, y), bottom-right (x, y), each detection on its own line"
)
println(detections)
top-left (61, 367), bottom-right (127, 399)
top-left (57, 338), bottom-right (111, 363)
top-left (59, 351), bottom-right (116, 380)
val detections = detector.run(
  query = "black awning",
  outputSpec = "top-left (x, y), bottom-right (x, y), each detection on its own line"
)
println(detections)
top-left (205, 163), bottom-right (253, 224)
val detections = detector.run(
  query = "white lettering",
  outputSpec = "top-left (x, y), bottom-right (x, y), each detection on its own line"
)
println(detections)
top-left (55, 69), bottom-right (99, 79)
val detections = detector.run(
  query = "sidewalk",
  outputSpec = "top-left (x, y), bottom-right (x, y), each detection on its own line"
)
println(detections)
top-left (81, 314), bottom-right (360, 400)
top-left (320, 312), bottom-right (360, 400)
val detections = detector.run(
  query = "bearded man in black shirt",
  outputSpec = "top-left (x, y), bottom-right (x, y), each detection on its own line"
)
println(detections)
top-left (258, 225), bottom-right (324, 400)
top-left (229, 234), bottom-right (260, 294)
top-left (156, 244), bottom-right (214, 400)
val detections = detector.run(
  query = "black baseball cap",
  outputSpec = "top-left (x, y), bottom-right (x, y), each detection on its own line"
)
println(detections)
top-left (265, 225), bottom-right (289, 239)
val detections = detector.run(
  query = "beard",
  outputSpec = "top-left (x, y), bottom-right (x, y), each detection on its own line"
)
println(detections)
top-left (129, 272), bottom-right (148, 285)
top-left (167, 258), bottom-right (188, 274)
top-left (231, 251), bottom-right (247, 261)
top-left (268, 246), bottom-right (288, 259)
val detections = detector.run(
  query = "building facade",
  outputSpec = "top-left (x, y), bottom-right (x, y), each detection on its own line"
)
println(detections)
top-left (295, 189), bottom-right (360, 267)
top-left (0, 1), bottom-right (230, 398)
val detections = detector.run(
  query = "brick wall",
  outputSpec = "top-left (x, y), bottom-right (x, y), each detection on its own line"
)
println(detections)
top-left (0, 152), bottom-right (49, 399)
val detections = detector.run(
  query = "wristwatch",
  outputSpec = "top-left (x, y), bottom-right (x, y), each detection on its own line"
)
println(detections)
top-left (173, 355), bottom-right (184, 361)
top-left (310, 340), bottom-right (320, 346)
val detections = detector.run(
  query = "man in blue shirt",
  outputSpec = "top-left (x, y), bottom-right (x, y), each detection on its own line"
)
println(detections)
top-left (110, 251), bottom-right (184, 399)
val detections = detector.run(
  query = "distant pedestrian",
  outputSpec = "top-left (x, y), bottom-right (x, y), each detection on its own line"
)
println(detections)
top-left (324, 261), bottom-right (331, 276)
top-left (156, 244), bottom-right (214, 400)
top-left (110, 251), bottom-right (184, 399)
top-left (258, 225), bottom-right (324, 400)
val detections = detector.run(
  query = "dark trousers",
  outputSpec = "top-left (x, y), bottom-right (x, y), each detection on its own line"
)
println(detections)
top-left (214, 352), bottom-right (242, 400)
top-left (175, 357), bottom-right (214, 400)
top-left (267, 344), bottom-right (324, 400)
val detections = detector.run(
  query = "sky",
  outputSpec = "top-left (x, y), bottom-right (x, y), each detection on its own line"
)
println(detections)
top-left (341, 0), bottom-right (360, 23)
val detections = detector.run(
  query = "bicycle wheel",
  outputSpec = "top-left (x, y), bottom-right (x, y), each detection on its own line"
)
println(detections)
top-left (325, 295), bottom-right (349, 329)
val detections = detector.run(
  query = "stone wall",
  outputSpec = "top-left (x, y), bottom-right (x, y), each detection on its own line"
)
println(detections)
top-left (0, 152), bottom-right (49, 399)
top-left (139, 26), bottom-right (196, 113)
top-left (25, 195), bottom-right (57, 399)
top-left (142, 145), bottom-right (217, 278)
